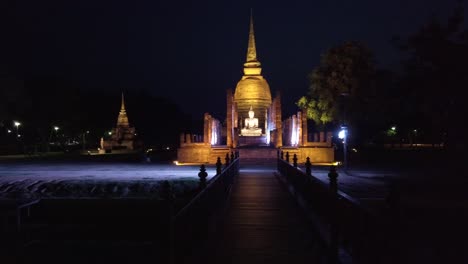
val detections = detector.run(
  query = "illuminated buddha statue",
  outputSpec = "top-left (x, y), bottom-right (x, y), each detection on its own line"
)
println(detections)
top-left (241, 106), bottom-right (262, 136)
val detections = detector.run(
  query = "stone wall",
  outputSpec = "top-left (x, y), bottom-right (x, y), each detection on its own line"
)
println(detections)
top-left (281, 147), bottom-right (335, 164)
top-left (177, 145), bottom-right (232, 164)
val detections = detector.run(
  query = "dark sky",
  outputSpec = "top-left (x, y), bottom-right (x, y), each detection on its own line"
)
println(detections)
top-left (2, 0), bottom-right (464, 121)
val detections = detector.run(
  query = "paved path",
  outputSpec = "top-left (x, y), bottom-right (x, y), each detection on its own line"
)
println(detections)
top-left (201, 166), bottom-right (325, 264)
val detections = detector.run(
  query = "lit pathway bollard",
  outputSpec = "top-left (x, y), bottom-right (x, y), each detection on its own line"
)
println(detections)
top-left (198, 164), bottom-right (208, 189)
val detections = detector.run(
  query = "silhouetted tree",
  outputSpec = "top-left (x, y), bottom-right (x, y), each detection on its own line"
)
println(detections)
top-left (392, 2), bottom-right (467, 151)
top-left (297, 41), bottom-right (376, 144)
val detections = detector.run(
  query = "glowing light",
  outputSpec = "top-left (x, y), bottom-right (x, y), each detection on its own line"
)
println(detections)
top-left (7, 129), bottom-right (11, 133)
top-left (108, 131), bottom-right (112, 135)
top-left (54, 126), bottom-right (59, 131)
top-left (166, 147), bottom-right (170, 150)
top-left (173, 160), bottom-right (179, 165)
top-left (352, 148), bottom-right (358, 153)
top-left (14, 121), bottom-right (21, 127)
top-left (391, 126), bottom-right (396, 131)
top-left (338, 129), bottom-right (347, 139)
top-left (17, 134), bottom-right (21, 138)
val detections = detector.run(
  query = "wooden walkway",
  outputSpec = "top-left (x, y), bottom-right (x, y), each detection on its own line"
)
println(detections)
top-left (194, 166), bottom-right (324, 264)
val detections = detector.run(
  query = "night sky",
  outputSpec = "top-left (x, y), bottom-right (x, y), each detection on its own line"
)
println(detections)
top-left (2, 0), bottom-right (464, 121)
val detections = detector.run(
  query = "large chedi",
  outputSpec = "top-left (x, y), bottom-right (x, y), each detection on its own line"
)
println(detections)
top-left (101, 93), bottom-right (139, 153)
top-left (178, 13), bottom-right (334, 164)
top-left (234, 15), bottom-right (272, 136)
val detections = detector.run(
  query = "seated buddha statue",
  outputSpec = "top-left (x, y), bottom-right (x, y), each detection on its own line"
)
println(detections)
top-left (241, 106), bottom-right (262, 136)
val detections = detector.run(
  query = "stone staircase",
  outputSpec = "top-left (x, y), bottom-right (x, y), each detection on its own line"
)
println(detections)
top-left (238, 147), bottom-right (278, 165)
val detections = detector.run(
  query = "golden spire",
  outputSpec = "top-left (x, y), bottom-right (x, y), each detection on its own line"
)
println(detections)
top-left (120, 92), bottom-right (126, 112)
top-left (243, 10), bottom-right (262, 75)
top-left (117, 92), bottom-right (129, 127)
top-left (246, 10), bottom-right (258, 63)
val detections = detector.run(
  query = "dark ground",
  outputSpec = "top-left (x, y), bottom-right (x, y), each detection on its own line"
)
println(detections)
top-left (1, 147), bottom-right (467, 264)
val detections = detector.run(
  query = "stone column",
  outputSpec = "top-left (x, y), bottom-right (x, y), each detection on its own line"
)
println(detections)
top-left (203, 113), bottom-right (210, 144)
top-left (326, 132), bottom-right (333, 146)
top-left (302, 109), bottom-right (308, 146)
top-left (297, 111), bottom-right (302, 146)
top-left (275, 92), bottom-right (282, 148)
top-left (233, 102), bottom-right (239, 148)
top-left (226, 89), bottom-right (233, 147)
top-left (180, 133), bottom-right (185, 147)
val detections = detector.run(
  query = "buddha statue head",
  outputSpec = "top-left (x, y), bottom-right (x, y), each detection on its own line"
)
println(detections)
top-left (248, 106), bottom-right (255, 118)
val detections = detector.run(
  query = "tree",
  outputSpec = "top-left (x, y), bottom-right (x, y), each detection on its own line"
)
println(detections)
top-left (297, 41), bottom-right (376, 142)
top-left (392, 2), bottom-right (467, 152)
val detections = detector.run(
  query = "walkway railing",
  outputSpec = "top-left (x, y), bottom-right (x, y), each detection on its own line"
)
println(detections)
top-left (171, 151), bottom-right (240, 263)
top-left (277, 152), bottom-right (393, 264)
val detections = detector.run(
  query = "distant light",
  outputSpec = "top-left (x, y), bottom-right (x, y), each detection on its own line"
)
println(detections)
top-left (338, 129), bottom-right (346, 139)
top-left (54, 126), bottom-right (59, 131)
top-left (173, 160), bottom-right (179, 165)
top-left (17, 134), bottom-right (21, 138)
top-left (7, 129), bottom-right (11, 133)
top-left (108, 131), bottom-right (112, 135)
top-left (352, 148), bottom-right (358, 153)
top-left (391, 126), bottom-right (396, 131)
top-left (86, 130), bottom-right (90, 134)
top-left (166, 147), bottom-right (170, 150)
top-left (14, 121), bottom-right (21, 127)
top-left (413, 129), bottom-right (417, 133)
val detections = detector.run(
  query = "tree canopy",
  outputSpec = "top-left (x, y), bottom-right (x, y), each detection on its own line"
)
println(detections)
top-left (297, 41), bottom-right (376, 135)
top-left (391, 3), bottom-right (467, 150)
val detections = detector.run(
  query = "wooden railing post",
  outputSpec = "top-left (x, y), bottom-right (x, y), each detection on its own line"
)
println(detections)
top-left (225, 153), bottom-right (230, 166)
top-left (198, 164), bottom-right (208, 189)
top-left (293, 154), bottom-right (298, 167)
top-left (285, 151), bottom-right (290, 163)
top-left (305, 157), bottom-right (312, 176)
top-left (328, 165), bottom-right (339, 264)
top-left (230, 151), bottom-right (235, 162)
top-left (216, 157), bottom-right (222, 175)
top-left (280, 150), bottom-right (284, 160)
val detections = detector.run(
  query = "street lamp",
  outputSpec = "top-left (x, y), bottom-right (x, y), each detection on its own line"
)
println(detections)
top-left (13, 121), bottom-right (21, 138)
top-left (339, 91), bottom-right (349, 172)
top-left (338, 125), bottom-right (348, 171)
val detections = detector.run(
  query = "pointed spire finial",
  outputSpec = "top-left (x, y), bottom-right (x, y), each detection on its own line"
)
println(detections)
top-left (121, 92), bottom-right (126, 112)
top-left (246, 10), bottom-right (258, 63)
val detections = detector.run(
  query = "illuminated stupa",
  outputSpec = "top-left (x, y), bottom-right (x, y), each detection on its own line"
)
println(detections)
top-left (234, 14), bottom-right (272, 136)
top-left (101, 93), bottom-right (138, 152)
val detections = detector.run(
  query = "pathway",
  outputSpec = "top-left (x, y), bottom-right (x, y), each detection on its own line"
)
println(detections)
top-left (194, 166), bottom-right (325, 264)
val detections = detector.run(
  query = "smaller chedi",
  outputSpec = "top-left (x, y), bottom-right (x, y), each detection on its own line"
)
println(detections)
top-left (241, 106), bottom-right (262, 136)
top-left (100, 93), bottom-right (140, 153)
